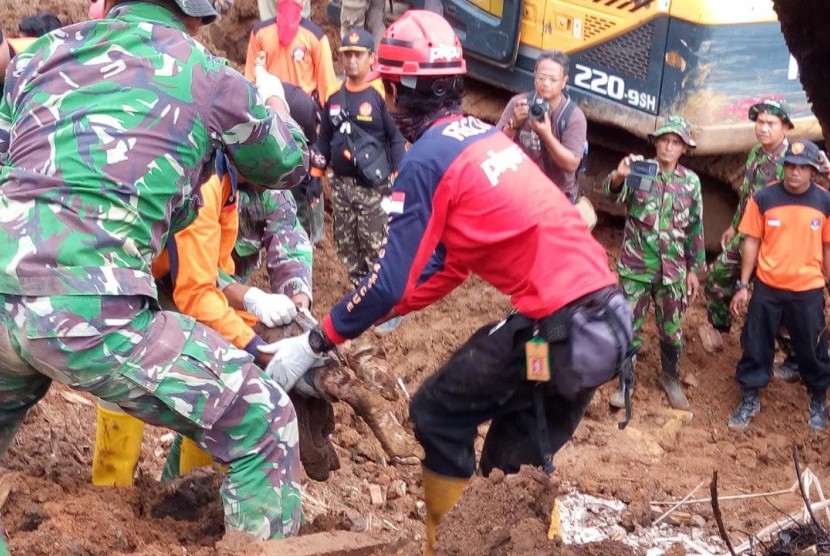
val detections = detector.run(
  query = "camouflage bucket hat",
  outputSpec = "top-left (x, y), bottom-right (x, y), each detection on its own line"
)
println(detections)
top-left (748, 98), bottom-right (794, 129)
top-left (174, 0), bottom-right (219, 21)
top-left (648, 115), bottom-right (696, 148)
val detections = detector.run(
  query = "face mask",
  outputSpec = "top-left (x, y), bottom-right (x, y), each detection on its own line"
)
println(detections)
top-left (390, 111), bottom-right (433, 143)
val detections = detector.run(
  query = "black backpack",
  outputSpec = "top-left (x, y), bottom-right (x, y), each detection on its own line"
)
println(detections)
top-left (331, 87), bottom-right (392, 188)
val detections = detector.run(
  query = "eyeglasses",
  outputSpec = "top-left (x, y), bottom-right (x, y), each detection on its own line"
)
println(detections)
top-left (534, 73), bottom-right (562, 84)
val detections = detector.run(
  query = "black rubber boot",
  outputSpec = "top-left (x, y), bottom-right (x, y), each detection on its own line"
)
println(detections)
top-left (659, 342), bottom-right (689, 410)
top-left (728, 390), bottom-right (760, 431)
top-left (809, 390), bottom-right (828, 432)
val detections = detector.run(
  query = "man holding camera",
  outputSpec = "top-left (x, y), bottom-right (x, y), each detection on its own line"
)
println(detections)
top-left (497, 51), bottom-right (587, 202)
top-left (313, 28), bottom-right (406, 286)
top-left (603, 116), bottom-right (705, 410)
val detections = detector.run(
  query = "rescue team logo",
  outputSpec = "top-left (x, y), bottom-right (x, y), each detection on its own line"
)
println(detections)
top-left (791, 142), bottom-right (805, 155)
top-left (356, 102), bottom-right (373, 122)
top-left (811, 217), bottom-right (821, 230)
top-left (429, 45), bottom-right (461, 63)
top-left (480, 144), bottom-right (525, 186)
top-left (292, 47), bottom-right (306, 62)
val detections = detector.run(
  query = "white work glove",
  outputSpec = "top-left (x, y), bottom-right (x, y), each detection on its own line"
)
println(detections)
top-left (259, 332), bottom-right (324, 393)
top-left (254, 51), bottom-right (286, 104)
top-left (243, 287), bottom-right (297, 327)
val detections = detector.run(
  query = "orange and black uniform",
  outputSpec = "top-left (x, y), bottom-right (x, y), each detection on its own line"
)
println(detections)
top-left (153, 169), bottom-right (265, 356)
top-left (735, 182), bottom-right (830, 393)
top-left (244, 18), bottom-right (339, 107)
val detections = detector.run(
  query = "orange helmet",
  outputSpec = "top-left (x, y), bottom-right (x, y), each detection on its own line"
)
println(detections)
top-left (373, 10), bottom-right (466, 78)
top-left (89, 0), bottom-right (106, 19)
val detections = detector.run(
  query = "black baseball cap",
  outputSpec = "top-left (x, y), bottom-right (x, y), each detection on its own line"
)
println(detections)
top-left (340, 28), bottom-right (374, 53)
top-left (783, 139), bottom-right (822, 171)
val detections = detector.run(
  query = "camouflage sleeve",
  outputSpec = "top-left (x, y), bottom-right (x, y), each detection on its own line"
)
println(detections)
top-left (208, 65), bottom-right (310, 190)
top-left (0, 51), bottom-right (29, 160)
top-left (217, 268), bottom-right (235, 290)
top-left (730, 150), bottom-right (755, 230)
top-left (0, 93), bottom-right (10, 162)
top-left (602, 170), bottom-right (630, 204)
top-left (260, 190), bottom-right (313, 300)
top-left (686, 174), bottom-right (706, 274)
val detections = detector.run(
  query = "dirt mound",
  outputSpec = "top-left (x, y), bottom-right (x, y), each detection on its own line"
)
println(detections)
top-left (437, 466), bottom-right (632, 556)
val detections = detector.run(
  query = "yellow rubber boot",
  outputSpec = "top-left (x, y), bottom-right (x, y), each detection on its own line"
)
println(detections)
top-left (179, 436), bottom-right (214, 475)
top-left (91, 403), bottom-right (145, 486)
top-left (423, 467), bottom-right (468, 556)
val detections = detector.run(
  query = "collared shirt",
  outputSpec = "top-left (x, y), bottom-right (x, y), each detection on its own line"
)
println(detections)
top-left (603, 160), bottom-right (706, 285)
top-left (0, 3), bottom-right (308, 298)
top-left (731, 139), bottom-right (789, 229)
top-left (244, 17), bottom-right (339, 107)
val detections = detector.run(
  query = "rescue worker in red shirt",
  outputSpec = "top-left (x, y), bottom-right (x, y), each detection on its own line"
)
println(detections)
top-left (257, 11), bottom-right (635, 553)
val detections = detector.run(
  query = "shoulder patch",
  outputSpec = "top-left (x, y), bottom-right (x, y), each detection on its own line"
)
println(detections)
top-left (252, 18), bottom-right (276, 34)
top-left (300, 18), bottom-right (326, 40)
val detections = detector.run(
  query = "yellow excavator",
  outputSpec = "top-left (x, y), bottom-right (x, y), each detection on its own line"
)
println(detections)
top-left (328, 0), bottom-right (822, 245)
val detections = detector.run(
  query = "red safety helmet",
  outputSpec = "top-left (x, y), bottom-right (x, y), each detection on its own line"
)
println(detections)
top-left (372, 10), bottom-right (466, 78)
top-left (89, 0), bottom-right (106, 19)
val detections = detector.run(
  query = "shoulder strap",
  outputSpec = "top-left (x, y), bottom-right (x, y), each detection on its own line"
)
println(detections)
top-left (555, 94), bottom-right (575, 140)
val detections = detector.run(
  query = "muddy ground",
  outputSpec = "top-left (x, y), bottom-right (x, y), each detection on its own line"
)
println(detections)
top-left (2, 1), bottom-right (830, 554)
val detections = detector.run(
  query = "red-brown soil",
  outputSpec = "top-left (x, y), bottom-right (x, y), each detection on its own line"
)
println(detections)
top-left (2, 2), bottom-right (830, 555)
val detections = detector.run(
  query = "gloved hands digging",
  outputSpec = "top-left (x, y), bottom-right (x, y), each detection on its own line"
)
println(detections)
top-left (259, 332), bottom-right (325, 392)
top-left (243, 287), bottom-right (297, 327)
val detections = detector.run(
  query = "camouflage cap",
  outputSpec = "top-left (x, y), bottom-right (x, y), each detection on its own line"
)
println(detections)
top-left (648, 115), bottom-right (696, 148)
top-left (174, 0), bottom-right (219, 21)
top-left (782, 138), bottom-right (822, 171)
top-left (748, 98), bottom-right (794, 129)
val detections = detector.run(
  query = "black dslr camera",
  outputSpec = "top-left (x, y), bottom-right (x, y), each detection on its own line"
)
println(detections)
top-left (528, 94), bottom-right (550, 121)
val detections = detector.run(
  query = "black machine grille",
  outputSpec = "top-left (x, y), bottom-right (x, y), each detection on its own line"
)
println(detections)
top-left (579, 20), bottom-right (654, 80)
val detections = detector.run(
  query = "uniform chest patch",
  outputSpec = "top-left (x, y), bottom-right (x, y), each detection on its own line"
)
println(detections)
top-left (811, 217), bottom-right (821, 230)
top-left (292, 47), bottom-right (306, 62)
top-left (767, 217), bottom-right (781, 227)
top-left (358, 102), bottom-right (372, 117)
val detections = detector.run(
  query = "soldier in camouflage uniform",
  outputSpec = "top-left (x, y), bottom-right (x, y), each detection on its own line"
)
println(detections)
top-left (234, 179), bottom-right (314, 300)
top-left (604, 116), bottom-right (705, 410)
top-left (0, 0), bottom-right (310, 541)
top-left (315, 29), bottom-right (406, 286)
top-left (703, 100), bottom-right (801, 380)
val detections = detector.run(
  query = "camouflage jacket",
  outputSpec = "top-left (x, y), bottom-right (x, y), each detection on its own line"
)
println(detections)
top-left (603, 160), bottom-right (705, 285)
top-left (232, 183), bottom-right (313, 300)
top-left (730, 139), bottom-right (788, 229)
top-left (0, 3), bottom-right (309, 298)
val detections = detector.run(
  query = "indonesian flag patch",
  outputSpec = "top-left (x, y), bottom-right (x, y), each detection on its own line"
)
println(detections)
top-left (382, 191), bottom-right (406, 215)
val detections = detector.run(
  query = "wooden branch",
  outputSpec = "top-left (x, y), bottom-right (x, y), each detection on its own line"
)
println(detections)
top-left (711, 471), bottom-right (737, 556)
top-left (653, 479), bottom-right (706, 526)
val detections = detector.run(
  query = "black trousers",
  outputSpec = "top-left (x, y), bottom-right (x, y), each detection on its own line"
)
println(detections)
top-left (736, 280), bottom-right (830, 394)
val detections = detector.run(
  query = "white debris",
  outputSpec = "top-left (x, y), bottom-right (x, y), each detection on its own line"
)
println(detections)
top-left (556, 485), bottom-right (727, 555)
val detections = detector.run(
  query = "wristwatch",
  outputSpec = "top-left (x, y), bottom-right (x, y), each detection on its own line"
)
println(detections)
top-left (735, 280), bottom-right (749, 291)
top-left (308, 326), bottom-right (334, 355)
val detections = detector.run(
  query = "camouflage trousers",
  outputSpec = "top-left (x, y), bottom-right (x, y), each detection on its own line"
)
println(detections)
top-left (704, 232), bottom-right (743, 331)
top-left (621, 277), bottom-right (686, 350)
top-left (0, 294), bottom-right (301, 540)
top-left (330, 176), bottom-right (388, 287)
